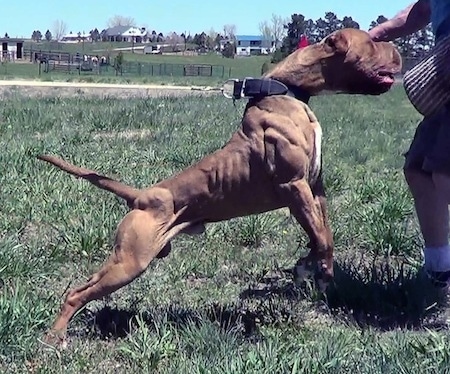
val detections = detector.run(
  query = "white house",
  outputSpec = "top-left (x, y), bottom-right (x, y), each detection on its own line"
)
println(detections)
top-left (121, 27), bottom-right (147, 42)
top-left (235, 35), bottom-right (275, 56)
top-left (102, 26), bottom-right (148, 43)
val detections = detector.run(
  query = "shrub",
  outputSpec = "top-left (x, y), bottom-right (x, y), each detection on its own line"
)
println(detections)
top-left (222, 42), bottom-right (235, 59)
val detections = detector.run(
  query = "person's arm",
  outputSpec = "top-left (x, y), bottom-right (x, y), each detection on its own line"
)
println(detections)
top-left (368, 0), bottom-right (431, 41)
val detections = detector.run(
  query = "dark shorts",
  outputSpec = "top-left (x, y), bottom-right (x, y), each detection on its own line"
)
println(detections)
top-left (404, 104), bottom-right (450, 174)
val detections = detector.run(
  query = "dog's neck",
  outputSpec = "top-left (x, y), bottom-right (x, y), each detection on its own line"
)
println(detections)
top-left (264, 44), bottom-right (329, 96)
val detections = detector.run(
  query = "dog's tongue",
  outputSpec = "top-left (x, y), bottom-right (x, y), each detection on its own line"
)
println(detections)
top-left (381, 75), bottom-right (394, 85)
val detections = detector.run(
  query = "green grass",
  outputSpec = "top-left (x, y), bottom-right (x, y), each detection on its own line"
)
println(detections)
top-left (3, 44), bottom-right (269, 86)
top-left (1, 86), bottom-right (450, 373)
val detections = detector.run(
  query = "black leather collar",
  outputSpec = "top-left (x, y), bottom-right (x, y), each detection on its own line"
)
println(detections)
top-left (223, 78), bottom-right (310, 104)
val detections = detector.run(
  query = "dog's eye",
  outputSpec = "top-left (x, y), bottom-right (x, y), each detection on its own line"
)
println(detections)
top-left (325, 36), bottom-right (336, 49)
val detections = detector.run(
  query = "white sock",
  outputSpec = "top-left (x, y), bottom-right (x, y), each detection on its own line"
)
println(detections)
top-left (424, 245), bottom-right (450, 272)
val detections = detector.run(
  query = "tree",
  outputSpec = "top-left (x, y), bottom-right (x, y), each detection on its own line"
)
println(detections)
top-left (413, 24), bottom-right (434, 56)
top-left (107, 15), bottom-right (135, 28)
top-left (278, 13), bottom-right (309, 58)
top-left (166, 31), bottom-right (182, 52)
top-left (90, 28), bottom-right (100, 42)
top-left (312, 12), bottom-right (343, 41)
top-left (215, 33), bottom-right (222, 48)
top-left (223, 24), bottom-right (236, 40)
top-left (193, 33), bottom-right (202, 47)
top-left (270, 14), bottom-right (289, 47)
top-left (114, 51), bottom-right (124, 75)
top-left (4, 33), bottom-right (9, 38)
top-left (341, 16), bottom-right (360, 29)
top-left (394, 24), bottom-right (434, 57)
top-left (259, 14), bottom-right (289, 48)
top-left (53, 20), bottom-right (67, 41)
top-left (180, 32), bottom-right (187, 51)
top-left (222, 42), bottom-right (235, 58)
top-left (193, 32), bottom-right (207, 48)
top-left (31, 30), bottom-right (43, 42)
top-left (207, 28), bottom-right (218, 50)
top-left (45, 30), bottom-right (52, 41)
top-left (272, 12), bottom-right (326, 62)
top-left (258, 20), bottom-right (272, 42)
top-left (151, 30), bottom-right (157, 42)
top-left (157, 32), bottom-right (164, 42)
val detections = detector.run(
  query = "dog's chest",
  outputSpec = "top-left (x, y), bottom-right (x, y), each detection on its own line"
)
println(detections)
top-left (309, 125), bottom-right (322, 184)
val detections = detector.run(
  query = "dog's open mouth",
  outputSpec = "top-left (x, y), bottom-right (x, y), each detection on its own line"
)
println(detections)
top-left (376, 70), bottom-right (395, 85)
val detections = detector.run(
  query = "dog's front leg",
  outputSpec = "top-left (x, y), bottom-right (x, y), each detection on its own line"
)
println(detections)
top-left (278, 177), bottom-right (334, 291)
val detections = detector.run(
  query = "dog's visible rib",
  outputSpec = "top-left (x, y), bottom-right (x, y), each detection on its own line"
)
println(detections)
top-left (37, 155), bottom-right (139, 205)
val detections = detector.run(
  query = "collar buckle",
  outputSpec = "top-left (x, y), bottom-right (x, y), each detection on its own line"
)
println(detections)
top-left (221, 78), bottom-right (247, 100)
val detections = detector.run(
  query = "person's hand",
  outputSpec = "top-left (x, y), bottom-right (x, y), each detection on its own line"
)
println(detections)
top-left (367, 27), bottom-right (384, 42)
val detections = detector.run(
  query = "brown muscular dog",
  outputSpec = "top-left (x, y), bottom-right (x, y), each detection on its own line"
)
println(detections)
top-left (37, 29), bottom-right (401, 342)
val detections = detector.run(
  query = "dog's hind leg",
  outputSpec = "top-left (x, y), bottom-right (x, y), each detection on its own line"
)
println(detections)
top-left (277, 177), bottom-right (334, 291)
top-left (46, 206), bottom-right (185, 343)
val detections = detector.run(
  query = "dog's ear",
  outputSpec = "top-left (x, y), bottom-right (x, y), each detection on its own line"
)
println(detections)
top-left (323, 31), bottom-right (349, 54)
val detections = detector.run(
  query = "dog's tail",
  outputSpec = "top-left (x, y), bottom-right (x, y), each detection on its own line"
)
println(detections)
top-left (37, 155), bottom-right (140, 205)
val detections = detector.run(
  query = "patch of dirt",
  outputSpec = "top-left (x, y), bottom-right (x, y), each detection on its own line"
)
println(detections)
top-left (0, 80), bottom-right (222, 99)
top-left (92, 129), bottom-right (154, 141)
top-left (19, 220), bottom-right (59, 244)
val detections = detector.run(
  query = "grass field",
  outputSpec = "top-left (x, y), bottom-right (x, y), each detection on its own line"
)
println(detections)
top-left (2, 85), bottom-right (450, 373)
top-left (1, 45), bottom-right (269, 87)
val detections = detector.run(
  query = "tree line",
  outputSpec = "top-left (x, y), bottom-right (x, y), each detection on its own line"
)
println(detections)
top-left (19, 11), bottom-right (435, 60)
top-left (274, 12), bottom-right (434, 62)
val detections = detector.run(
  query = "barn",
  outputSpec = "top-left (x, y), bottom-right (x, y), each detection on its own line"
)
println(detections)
top-left (0, 38), bottom-right (24, 61)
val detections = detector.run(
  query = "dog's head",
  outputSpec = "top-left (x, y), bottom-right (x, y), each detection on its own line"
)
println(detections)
top-left (319, 28), bottom-right (402, 95)
top-left (266, 28), bottom-right (402, 96)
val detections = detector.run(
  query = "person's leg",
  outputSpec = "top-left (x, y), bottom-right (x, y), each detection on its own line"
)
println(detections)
top-left (403, 108), bottom-right (450, 286)
top-left (404, 170), bottom-right (449, 249)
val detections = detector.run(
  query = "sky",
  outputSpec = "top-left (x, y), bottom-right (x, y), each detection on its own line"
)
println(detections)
top-left (3, 0), bottom-right (413, 39)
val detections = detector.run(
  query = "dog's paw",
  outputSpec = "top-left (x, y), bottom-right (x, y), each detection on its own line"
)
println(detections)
top-left (41, 330), bottom-right (68, 350)
top-left (294, 257), bottom-right (332, 292)
top-left (314, 260), bottom-right (333, 293)
top-left (293, 258), bottom-right (314, 285)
